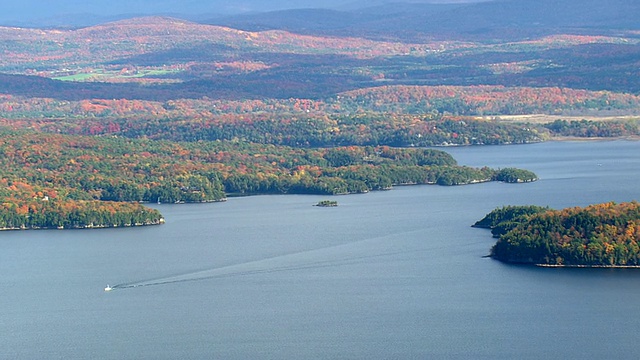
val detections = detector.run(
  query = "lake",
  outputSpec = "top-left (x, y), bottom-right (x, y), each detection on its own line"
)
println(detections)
top-left (2, 140), bottom-right (640, 359)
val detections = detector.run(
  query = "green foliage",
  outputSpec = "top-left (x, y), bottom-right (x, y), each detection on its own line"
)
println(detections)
top-left (544, 119), bottom-right (640, 138)
top-left (494, 168), bottom-right (538, 183)
top-left (0, 198), bottom-right (162, 230)
top-left (0, 128), bottom-right (537, 229)
top-left (473, 205), bottom-right (550, 236)
top-left (315, 200), bottom-right (338, 207)
top-left (0, 16), bottom-right (635, 232)
top-left (478, 202), bottom-right (640, 266)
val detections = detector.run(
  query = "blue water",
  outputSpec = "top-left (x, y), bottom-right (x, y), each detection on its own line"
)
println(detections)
top-left (1, 140), bottom-right (640, 359)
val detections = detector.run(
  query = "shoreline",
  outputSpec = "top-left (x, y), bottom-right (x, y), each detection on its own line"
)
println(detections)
top-left (0, 218), bottom-right (164, 231)
top-left (536, 263), bottom-right (640, 269)
top-left (548, 135), bottom-right (640, 142)
top-left (485, 114), bottom-right (640, 124)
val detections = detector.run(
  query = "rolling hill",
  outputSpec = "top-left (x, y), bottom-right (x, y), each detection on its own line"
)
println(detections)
top-left (208, 0), bottom-right (640, 41)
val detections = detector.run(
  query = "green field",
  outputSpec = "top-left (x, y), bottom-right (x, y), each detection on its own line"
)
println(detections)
top-left (53, 68), bottom-right (182, 82)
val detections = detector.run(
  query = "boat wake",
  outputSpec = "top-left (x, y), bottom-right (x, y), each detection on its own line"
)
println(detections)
top-left (105, 233), bottom-right (424, 291)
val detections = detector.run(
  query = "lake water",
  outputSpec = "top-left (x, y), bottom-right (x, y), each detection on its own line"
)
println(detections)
top-left (2, 140), bottom-right (640, 359)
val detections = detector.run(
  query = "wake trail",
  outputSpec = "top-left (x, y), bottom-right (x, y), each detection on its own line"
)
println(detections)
top-left (112, 255), bottom-right (365, 290)
top-left (108, 229), bottom-right (430, 291)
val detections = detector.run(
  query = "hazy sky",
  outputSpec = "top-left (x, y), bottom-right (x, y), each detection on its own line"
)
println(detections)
top-left (2, 0), bottom-right (488, 24)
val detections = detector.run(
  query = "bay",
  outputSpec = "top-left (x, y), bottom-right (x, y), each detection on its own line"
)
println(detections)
top-left (2, 140), bottom-right (640, 359)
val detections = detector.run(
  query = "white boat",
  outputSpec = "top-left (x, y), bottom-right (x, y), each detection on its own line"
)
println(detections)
top-left (104, 285), bottom-right (113, 292)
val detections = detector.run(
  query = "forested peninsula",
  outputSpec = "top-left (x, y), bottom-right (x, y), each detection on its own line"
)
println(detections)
top-left (475, 202), bottom-right (640, 267)
top-left (0, 129), bottom-right (537, 230)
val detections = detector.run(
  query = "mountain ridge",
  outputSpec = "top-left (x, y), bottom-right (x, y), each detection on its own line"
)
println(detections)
top-left (0, 1), bottom-right (638, 101)
top-left (0, 0), bottom-right (488, 28)
top-left (3, 0), bottom-right (637, 41)
top-left (206, 0), bottom-right (640, 41)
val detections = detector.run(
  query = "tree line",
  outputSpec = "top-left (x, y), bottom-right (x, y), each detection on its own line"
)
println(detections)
top-left (0, 129), bottom-right (537, 229)
top-left (475, 202), bottom-right (640, 266)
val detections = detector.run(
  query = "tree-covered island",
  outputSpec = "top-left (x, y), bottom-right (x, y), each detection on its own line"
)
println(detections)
top-left (475, 202), bottom-right (640, 267)
top-left (315, 200), bottom-right (338, 207)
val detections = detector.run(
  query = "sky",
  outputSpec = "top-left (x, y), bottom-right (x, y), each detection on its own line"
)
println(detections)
top-left (1, 0), bottom-right (489, 25)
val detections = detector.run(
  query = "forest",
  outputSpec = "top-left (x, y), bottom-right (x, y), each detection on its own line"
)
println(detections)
top-left (0, 128), bottom-right (536, 229)
top-left (0, 14), bottom-right (637, 229)
top-left (475, 203), bottom-right (640, 267)
top-left (0, 90), bottom-right (638, 149)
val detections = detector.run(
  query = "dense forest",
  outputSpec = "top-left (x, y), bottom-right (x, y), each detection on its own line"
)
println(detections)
top-left (0, 195), bottom-right (163, 230)
top-left (0, 128), bottom-right (536, 229)
top-left (0, 13), bottom-right (637, 229)
top-left (0, 92), bottom-right (638, 150)
top-left (475, 203), bottom-right (640, 267)
top-left (542, 119), bottom-right (640, 138)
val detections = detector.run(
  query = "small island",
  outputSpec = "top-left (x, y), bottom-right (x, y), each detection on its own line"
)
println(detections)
top-left (314, 200), bottom-right (338, 207)
top-left (474, 202), bottom-right (640, 267)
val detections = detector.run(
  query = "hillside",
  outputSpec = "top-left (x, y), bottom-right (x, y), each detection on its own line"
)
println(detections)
top-left (208, 0), bottom-right (640, 41)
top-left (0, 16), bottom-right (441, 73)
top-left (0, 15), bottom-right (638, 100)
top-left (8, 0), bottom-right (636, 40)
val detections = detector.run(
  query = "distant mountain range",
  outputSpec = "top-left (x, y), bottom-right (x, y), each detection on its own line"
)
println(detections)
top-left (4, 0), bottom-right (638, 41)
top-left (207, 0), bottom-right (640, 40)
top-left (1, 0), bottom-right (483, 28)
top-left (0, 0), bottom-right (638, 101)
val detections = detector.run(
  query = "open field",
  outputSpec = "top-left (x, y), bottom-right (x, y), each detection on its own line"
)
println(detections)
top-left (53, 68), bottom-right (183, 82)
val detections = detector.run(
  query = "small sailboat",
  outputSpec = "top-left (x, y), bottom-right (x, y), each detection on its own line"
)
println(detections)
top-left (104, 284), bottom-right (113, 292)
